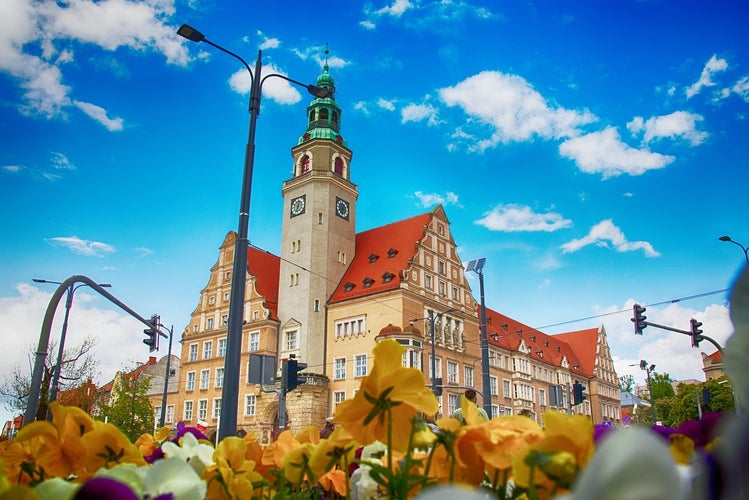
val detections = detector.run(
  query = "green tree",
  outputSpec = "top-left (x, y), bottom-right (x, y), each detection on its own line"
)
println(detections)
top-left (619, 374), bottom-right (635, 393)
top-left (101, 369), bottom-right (154, 442)
top-left (666, 377), bottom-right (736, 427)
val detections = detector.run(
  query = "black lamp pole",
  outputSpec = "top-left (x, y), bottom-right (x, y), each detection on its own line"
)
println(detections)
top-left (33, 279), bottom-right (111, 415)
top-left (177, 24), bottom-right (329, 441)
top-left (719, 235), bottom-right (749, 264)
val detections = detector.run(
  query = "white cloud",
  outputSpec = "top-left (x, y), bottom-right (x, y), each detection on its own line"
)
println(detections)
top-left (46, 236), bottom-right (117, 257)
top-left (74, 100), bottom-right (124, 131)
top-left (229, 63), bottom-right (303, 105)
top-left (475, 204), bottom-right (572, 232)
top-left (353, 101), bottom-right (370, 115)
top-left (732, 76), bottom-right (749, 103)
top-left (375, 0), bottom-right (413, 17)
top-left (401, 102), bottom-right (440, 126)
top-left (559, 127), bottom-right (675, 178)
top-left (685, 54), bottom-right (728, 99)
top-left (0, 0), bottom-right (187, 124)
top-left (560, 219), bottom-right (659, 257)
top-left (414, 191), bottom-right (460, 208)
top-left (377, 98), bottom-right (396, 111)
top-left (0, 283), bottom-right (154, 422)
top-left (627, 111), bottom-right (707, 146)
top-left (359, 20), bottom-right (376, 30)
top-left (50, 152), bottom-right (75, 170)
top-left (439, 71), bottom-right (597, 151)
top-left (256, 30), bottom-right (280, 50)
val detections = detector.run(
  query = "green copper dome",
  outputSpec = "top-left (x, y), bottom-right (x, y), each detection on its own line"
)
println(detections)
top-left (298, 52), bottom-right (346, 147)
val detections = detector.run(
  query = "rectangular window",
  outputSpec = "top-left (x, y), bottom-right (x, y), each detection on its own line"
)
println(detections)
top-left (448, 393), bottom-right (460, 415)
top-left (438, 260), bottom-right (446, 275)
top-left (189, 344), bottom-right (198, 362)
top-left (334, 391), bottom-right (346, 408)
top-left (286, 331), bottom-right (297, 351)
top-left (355, 354), bottom-right (368, 377)
top-left (184, 401), bottom-right (193, 421)
top-left (216, 368), bottom-right (224, 388)
top-left (212, 398), bottom-right (221, 418)
top-left (245, 395), bottom-right (256, 416)
top-left (186, 372), bottom-right (196, 391)
top-left (334, 358), bottom-right (346, 380)
top-left (334, 316), bottom-right (366, 338)
top-left (464, 366), bottom-right (474, 387)
top-left (439, 281), bottom-right (446, 296)
top-left (249, 332), bottom-right (259, 351)
top-left (447, 361), bottom-right (458, 384)
top-left (200, 369), bottom-right (210, 390)
top-left (218, 338), bottom-right (227, 357)
top-left (490, 376), bottom-right (498, 396)
top-left (491, 405), bottom-right (499, 418)
top-left (503, 379), bottom-right (511, 397)
top-left (430, 356), bottom-right (442, 378)
top-left (314, 299), bottom-right (320, 312)
top-left (166, 405), bottom-right (174, 424)
top-left (425, 275), bottom-right (433, 289)
top-left (539, 389), bottom-right (546, 406)
top-left (198, 400), bottom-right (208, 420)
top-left (222, 314), bottom-right (228, 326)
top-left (207, 318), bottom-right (214, 329)
top-left (452, 286), bottom-right (460, 301)
top-left (203, 341), bottom-right (213, 359)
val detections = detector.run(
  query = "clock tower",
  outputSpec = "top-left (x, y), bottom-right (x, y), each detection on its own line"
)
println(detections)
top-left (277, 58), bottom-right (357, 371)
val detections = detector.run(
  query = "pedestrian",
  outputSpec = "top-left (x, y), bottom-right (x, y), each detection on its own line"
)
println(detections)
top-left (320, 417), bottom-right (335, 438)
top-left (451, 388), bottom-right (488, 424)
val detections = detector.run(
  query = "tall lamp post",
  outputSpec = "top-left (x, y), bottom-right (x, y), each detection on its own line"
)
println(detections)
top-left (411, 308), bottom-right (457, 396)
top-left (33, 278), bottom-right (111, 415)
top-left (719, 235), bottom-right (749, 264)
top-left (637, 360), bottom-right (657, 423)
top-left (177, 24), bottom-right (330, 441)
top-left (466, 258), bottom-right (492, 419)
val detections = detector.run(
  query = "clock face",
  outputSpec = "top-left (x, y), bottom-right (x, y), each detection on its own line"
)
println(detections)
top-left (335, 197), bottom-right (350, 220)
top-left (290, 195), bottom-right (306, 217)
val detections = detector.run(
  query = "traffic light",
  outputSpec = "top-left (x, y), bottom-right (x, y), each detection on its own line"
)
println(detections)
top-left (143, 314), bottom-right (160, 352)
top-left (690, 319), bottom-right (704, 348)
top-left (632, 304), bottom-right (648, 335)
top-left (282, 358), bottom-right (308, 393)
top-left (572, 381), bottom-right (587, 405)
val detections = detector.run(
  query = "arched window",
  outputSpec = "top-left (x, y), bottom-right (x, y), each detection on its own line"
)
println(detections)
top-left (331, 111), bottom-right (339, 126)
top-left (334, 157), bottom-right (344, 176)
top-left (319, 108), bottom-right (329, 123)
top-left (300, 155), bottom-right (310, 174)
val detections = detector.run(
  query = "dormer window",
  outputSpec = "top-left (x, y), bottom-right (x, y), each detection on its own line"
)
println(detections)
top-left (530, 335), bottom-right (536, 342)
top-left (362, 277), bottom-right (374, 288)
top-left (543, 341), bottom-right (549, 347)
top-left (555, 345), bottom-right (561, 352)
top-left (368, 253), bottom-right (379, 263)
top-left (344, 282), bottom-right (355, 292)
top-left (382, 272), bottom-right (394, 283)
top-left (387, 248), bottom-right (398, 258)
top-left (536, 350), bottom-right (543, 358)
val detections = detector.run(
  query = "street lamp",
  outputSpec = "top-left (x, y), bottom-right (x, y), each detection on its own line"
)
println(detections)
top-left (177, 24), bottom-right (330, 441)
top-left (634, 360), bottom-right (657, 423)
top-left (719, 235), bottom-right (749, 264)
top-left (411, 308), bottom-right (458, 396)
top-left (466, 258), bottom-right (492, 419)
top-left (33, 278), bottom-right (111, 415)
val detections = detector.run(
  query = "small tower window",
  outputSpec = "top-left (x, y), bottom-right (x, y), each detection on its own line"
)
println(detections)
top-left (334, 157), bottom-right (344, 176)
top-left (308, 109), bottom-right (316, 124)
top-left (300, 155), bottom-right (310, 174)
top-left (332, 110), bottom-right (339, 127)
top-left (320, 108), bottom-right (329, 123)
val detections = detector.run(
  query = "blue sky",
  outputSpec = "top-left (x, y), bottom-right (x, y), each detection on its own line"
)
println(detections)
top-left (1, 0), bottom-right (747, 423)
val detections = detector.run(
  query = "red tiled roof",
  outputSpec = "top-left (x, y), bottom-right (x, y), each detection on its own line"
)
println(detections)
top-left (247, 245), bottom-right (280, 320)
top-left (707, 350), bottom-right (723, 362)
top-left (482, 306), bottom-right (585, 375)
top-left (553, 328), bottom-right (599, 378)
top-left (329, 212), bottom-right (432, 303)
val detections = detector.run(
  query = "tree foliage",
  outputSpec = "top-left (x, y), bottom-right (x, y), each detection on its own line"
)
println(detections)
top-left (619, 374), bottom-right (635, 393)
top-left (0, 337), bottom-right (99, 421)
top-left (100, 368), bottom-right (154, 442)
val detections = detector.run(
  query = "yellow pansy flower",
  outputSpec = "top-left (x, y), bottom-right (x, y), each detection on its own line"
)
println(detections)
top-left (334, 339), bottom-right (438, 453)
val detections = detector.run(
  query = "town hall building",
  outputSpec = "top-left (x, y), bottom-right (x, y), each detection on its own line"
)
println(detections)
top-left (168, 61), bottom-right (622, 443)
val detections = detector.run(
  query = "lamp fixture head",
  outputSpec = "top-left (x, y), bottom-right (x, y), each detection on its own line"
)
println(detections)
top-left (177, 24), bottom-right (205, 43)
